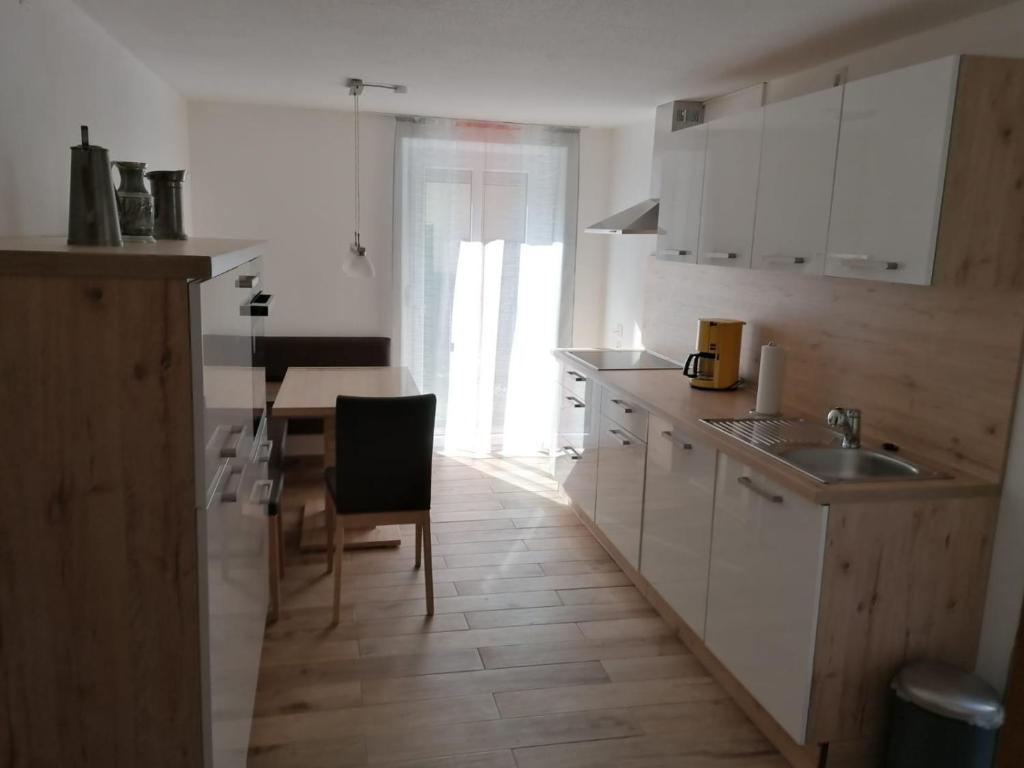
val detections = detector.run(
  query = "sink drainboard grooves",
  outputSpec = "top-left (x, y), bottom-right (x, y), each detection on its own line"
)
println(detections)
top-left (701, 417), bottom-right (840, 450)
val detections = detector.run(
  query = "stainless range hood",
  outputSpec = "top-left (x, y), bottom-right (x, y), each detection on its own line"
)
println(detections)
top-left (585, 100), bottom-right (704, 236)
top-left (585, 198), bottom-right (660, 235)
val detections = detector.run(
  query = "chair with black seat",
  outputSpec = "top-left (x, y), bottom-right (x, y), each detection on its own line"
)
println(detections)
top-left (325, 394), bottom-right (437, 623)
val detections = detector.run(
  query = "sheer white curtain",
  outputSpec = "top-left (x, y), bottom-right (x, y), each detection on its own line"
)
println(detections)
top-left (394, 118), bottom-right (579, 457)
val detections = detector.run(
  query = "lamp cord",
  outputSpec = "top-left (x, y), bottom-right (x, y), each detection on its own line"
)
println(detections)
top-left (353, 89), bottom-right (360, 240)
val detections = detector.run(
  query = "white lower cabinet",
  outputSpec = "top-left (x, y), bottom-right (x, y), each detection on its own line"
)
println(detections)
top-left (639, 416), bottom-right (716, 637)
top-left (704, 454), bottom-right (828, 744)
top-left (594, 414), bottom-right (647, 569)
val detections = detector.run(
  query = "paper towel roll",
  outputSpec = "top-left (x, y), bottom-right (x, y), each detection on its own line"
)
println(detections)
top-left (755, 343), bottom-right (784, 415)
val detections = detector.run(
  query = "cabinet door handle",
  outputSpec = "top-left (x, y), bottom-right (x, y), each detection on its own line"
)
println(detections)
top-left (660, 430), bottom-right (692, 450)
top-left (566, 370), bottom-right (586, 383)
top-left (219, 425), bottom-right (245, 458)
top-left (565, 396), bottom-right (585, 408)
top-left (737, 475), bottom-right (783, 504)
top-left (609, 429), bottom-right (632, 446)
top-left (829, 253), bottom-right (900, 271)
top-left (610, 398), bottom-right (634, 414)
top-left (705, 251), bottom-right (738, 260)
top-left (563, 446), bottom-right (581, 461)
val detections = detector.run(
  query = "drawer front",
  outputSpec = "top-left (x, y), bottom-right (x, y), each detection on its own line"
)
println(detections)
top-left (557, 384), bottom-right (587, 449)
top-left (559, 361), bottom-right (591, 401)
top-left (594, 416), bottom-right (647, 569)
top-left (601, 387), bottom-right (649, 440)
top-left (197, 261), bottom-right (260, 506)
top-left (640, 417), bottom-right (716, 637)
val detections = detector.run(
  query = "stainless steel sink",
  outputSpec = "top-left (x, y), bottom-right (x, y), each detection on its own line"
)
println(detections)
top-left (701, 417), bottom-right (948, 484)
top-left (775, 446), bottom-right (931, 483)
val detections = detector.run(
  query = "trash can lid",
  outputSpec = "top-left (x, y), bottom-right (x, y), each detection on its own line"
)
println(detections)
top-left (892, 661), bottom-right (1004, 729)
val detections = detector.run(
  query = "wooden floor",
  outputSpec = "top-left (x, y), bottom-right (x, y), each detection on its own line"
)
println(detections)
top-left (248, 454), bottom-right (786, 768)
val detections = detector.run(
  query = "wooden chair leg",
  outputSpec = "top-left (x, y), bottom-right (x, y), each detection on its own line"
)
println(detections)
top-left (422, 514), bottom-right (434, 616)
top-left (325, 496), bottom-right (336, 574)
top-left (267, 516), bottom-right (280, 624)
top-left (415, 522), bottom-right (423, 569)
top-left (332, 519), bottom-right (345, 625)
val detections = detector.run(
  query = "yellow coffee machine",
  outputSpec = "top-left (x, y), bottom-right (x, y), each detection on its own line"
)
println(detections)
top-left (683, 318), bottom-right (745, 390)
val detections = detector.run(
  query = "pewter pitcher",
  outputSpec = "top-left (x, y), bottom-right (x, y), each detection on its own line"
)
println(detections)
top-left (67, 126), bottom-right (122, 247)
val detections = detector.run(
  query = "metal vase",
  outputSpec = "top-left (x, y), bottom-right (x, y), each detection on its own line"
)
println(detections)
top-left (112, 161), bottom-right (155, 242)
top-left (146, 169), bottom-right (188, 240)
top-left (67, 126), bottom-right (122, 247)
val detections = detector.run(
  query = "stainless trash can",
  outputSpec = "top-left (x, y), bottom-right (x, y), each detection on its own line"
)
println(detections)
top-left (886, 661), bottom-right (1005, 768)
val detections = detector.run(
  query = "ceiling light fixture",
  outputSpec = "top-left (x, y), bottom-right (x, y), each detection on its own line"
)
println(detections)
top-left (342, 77), bottom-right (407, 279)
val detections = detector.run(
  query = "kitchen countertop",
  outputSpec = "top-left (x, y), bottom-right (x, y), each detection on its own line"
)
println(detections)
top-left (558, 351), bottom-right (999, 505)
top-left (0, 237), bottom-right (265, 280)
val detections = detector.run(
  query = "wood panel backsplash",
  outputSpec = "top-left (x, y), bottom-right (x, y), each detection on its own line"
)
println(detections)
top-left (642, 259), bottom-right (1023, 481)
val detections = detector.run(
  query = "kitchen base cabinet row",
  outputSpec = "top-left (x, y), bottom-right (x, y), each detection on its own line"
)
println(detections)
top-left (554, 384), bottom-right (997, 768)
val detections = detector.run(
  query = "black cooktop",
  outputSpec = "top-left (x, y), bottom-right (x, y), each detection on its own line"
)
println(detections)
top-left (562, 349), bottom-right (682, 371)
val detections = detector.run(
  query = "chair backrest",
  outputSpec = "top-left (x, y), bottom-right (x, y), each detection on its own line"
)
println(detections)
top-left (333, 394), bottom-right (436, 513)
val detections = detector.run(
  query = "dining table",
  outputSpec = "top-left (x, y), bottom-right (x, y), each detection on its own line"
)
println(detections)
top-left (271, 365), bottom-right (421, 552)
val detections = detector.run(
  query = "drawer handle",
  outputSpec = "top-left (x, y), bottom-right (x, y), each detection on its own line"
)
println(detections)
top-left (566, 370), bottom-right (587, 383)
top-left (219, 425), bottom-right (245, 458)
top-left (250, 478), bottom-right (275, 506)
top-left (257, 440), bottom-right (273, 463)
top-left (565, 395), bottom-right (585, 408)
top-left (563, 446), bottom-right (581, 461)
top-left (705, 251), bottom-right (738, 260)
top-left (235, 274), bottom-right (260, 288)
top-left (763, 254), bottom-right (808, 266)
top-left (610, 398), bottom-right (634, 414)
top-left (609, 429), bottom-right (632, 446)
top-left (221, 465), bottom-right (245, 503)
top-left (737, 475), bottom-right (783, 504)
top-left (660, 430), bottom-right (692, 450)
top-left (240, 292), bottom-right (274, 316)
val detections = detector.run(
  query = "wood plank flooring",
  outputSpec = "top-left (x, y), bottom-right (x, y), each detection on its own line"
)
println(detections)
top-left (248, 455), bottom-right (786, 767)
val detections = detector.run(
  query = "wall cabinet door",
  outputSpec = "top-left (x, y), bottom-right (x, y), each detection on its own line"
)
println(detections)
top-left (825, 56), bottom-right (959, 285)
top-left (705, 454), bottom-right (827, 744)
top-left (656, 125), bottom-right (707, 264)
top-left (697, 108), bottom-right (764, 269)
top-left (594, 415), bottom-right (646, 569)
top-left (752, 87), bottom-right (842, 276)
top-left (555, 380), bottom-right (599, 520)
top-left (640, 417), bottom-right (716, 637)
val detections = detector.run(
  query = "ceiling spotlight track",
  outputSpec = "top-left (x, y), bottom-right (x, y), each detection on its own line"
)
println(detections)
top-left (341, 76), bottom-right (407, 279)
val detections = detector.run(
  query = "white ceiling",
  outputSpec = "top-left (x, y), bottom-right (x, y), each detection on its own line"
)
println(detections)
top-left (75, 0), bottom-right (1007, 126)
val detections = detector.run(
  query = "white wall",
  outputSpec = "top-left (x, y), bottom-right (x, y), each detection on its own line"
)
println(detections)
top-left (188, 101), bottom-right (395, 338)
top-left (572, 128), bottom-right (611, 347)
top-left (0, 0), bottom-right (188, 237)
top-left (599, 0), bottom-right (1024, 692)
top-left (598, 119), bottom-right (656, 350)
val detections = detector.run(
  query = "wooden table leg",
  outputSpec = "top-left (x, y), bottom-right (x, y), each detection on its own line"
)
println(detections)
top-left (298, 415), bottom-right (402, 554)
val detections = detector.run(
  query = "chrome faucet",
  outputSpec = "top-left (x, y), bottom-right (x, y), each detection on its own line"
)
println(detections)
top-left (827, 407), bottom-right (861, 448)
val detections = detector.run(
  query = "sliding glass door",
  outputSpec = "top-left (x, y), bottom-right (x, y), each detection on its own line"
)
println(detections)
top-left (394, 119), bottom-right (578, 457)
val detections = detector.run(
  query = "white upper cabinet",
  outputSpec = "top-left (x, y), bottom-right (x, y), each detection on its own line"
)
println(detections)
top-left (656, 125), bottom-right (707, 264)
top-left (825, 56), bottom-right (959, 285)
top-left (697, 108), bottom-right (764, 269)
top-left (752, 87), bottom-right (843, 275)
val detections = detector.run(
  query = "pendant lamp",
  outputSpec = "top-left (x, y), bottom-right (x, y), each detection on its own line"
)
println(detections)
top-left (342, 77), bottom-right (406, 278)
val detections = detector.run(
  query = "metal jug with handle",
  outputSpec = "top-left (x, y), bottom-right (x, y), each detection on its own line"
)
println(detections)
top-left (67, 126), bottom-right (122, 246)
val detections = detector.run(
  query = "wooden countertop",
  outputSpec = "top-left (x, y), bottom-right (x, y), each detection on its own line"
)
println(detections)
top-left (557, 351), bottom-right (1000, 505)
top-left (0, 237), bottom-right (265, 280)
